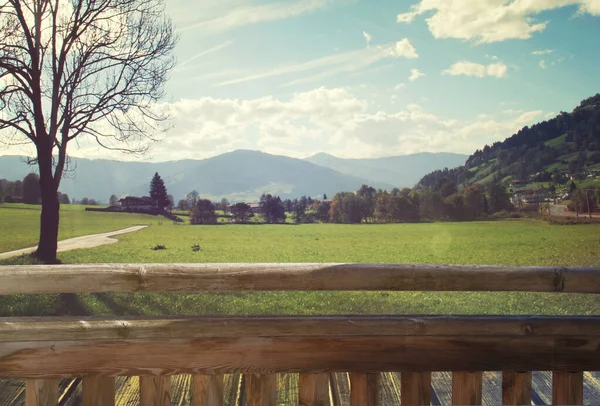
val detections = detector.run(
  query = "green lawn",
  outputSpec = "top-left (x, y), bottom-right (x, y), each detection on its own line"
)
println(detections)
top-left (2, 213), bottom-right (600, 317)
top-left (52, 219), bottom-right (600, 267)
top-left (0, 203), bottom-right (160, 252)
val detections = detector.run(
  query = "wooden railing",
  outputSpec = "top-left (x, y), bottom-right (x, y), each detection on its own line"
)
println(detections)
top-left (1, 263), bottom-right (600, 405)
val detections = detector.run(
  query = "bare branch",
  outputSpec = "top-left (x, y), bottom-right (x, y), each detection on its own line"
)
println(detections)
top-left (0, 0), bottom-right (177, 183)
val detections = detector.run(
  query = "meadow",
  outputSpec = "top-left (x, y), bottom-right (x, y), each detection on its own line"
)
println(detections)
top-left (2, 204), bottom-right (600, 318)
top-left (0, 203), bottom-right (161, 252)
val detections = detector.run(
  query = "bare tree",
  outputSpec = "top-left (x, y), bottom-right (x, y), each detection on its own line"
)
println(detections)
top-left (0, 0), bottom-right (176, 262)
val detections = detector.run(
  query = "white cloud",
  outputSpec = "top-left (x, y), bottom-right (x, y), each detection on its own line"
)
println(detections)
top-left (363, 31), bottom-right (373, 47)
top-left (443, 61), bottom-right (508, 78)
top-left (217, 39), bottom-right (419, 87)
top-left (409, 68), bottom-right (425, 82)
top-left (539, 60), bottom-right (547, 69)
top-left (2, 87), bottom-right (550, 161)
top-left (532, 49), bottom-right (554, 55)
top-left (485, 54), bottom-right (499, 60)
top-left (387, 38), bottom-right (419, 59)
top-left (515, 110), bottom-right (543, 124)
top-left (178, 0), bottom-right (338, 33)
top-left (396, 0), bottom-right (600, 43)
top-left (394, 83), bottom-right (406, 90)
top-left (546, 112), bottom-right (557, 119)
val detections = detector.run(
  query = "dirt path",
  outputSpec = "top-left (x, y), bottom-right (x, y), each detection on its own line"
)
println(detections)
top-left (0, 225), bottom-right (147, 260)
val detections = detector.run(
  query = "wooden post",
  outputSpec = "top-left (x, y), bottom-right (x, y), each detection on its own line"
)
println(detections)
top-left (401, 372), bottom-right (431, 405)
top-left (350, 373), bottom-right (380, 406)
top-left (192, 375), bottom-right (224, 406)
top-left (452, 372), bottom-right (482, 405)
top-left (139, 376), bottom-right (171, 406)
top-left (502, 371), bottom-right (531, 405)
top-left (246, 374), bottom-right (277, 406)
top-left (25, 379), bottom-right (59, 406)
top-left (553, 371), bottom-right (583, 405)
top-left (82, 377), bottom-right (115, 406)
top-left (299, 373), bottom-right (329, 406)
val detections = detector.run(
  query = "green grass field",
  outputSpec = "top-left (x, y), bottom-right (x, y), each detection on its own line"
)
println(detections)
top-left (2, 213), bottom-right (600, 318)
top-left (0, 203), bottom-right (160, 252)
top-left (52, 219), bottom-right (600, 266)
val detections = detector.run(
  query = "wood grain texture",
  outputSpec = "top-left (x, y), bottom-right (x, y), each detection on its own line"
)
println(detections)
top-left (139, 376), bottom-right (171, 406)
top-left (25, 379), bottom-right (58, 406)
top-left (3, 315), bottom-right (600, 342)
top-left (192, 375), bottom-right (223, 406)
top-left (298, 373), bottom-right (329, 406)
top-left (452, 372), bottom-right (482, 405)
top-left (350, 373), bottom-right (379, 406)
top-left (501, 371), bottom-right (531, 405)
top-left (401, 372), bottom-right (431, 405)
top-left (552, 371), bottom-right (583, 405)
top-left (2, 335), bottom-right (600, 378)
top-left (82, 377), bottom-right (115, 406)
top-left (1, 263), bottom-right (599, 294)
top-left (246, 374), bottom-right (277, 406)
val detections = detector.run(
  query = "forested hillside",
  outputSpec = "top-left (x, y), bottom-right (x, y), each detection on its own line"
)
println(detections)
top-left (418, 94), bottom-right (600, 190)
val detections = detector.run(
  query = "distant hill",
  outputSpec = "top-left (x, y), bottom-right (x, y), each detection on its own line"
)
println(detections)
top-left (417, 94), bottom-right (600, 190)
top-left (305, 152), bottom-right (468, 188)
top-left (0, 150), bottom-right (396, 203)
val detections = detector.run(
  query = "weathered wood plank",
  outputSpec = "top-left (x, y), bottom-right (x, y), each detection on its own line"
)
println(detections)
top-left (2, 315), bottom-right (600, 342)
top-left (350, 373), bottom-right (367, 406)
top-left (502, 371), bottom-right (531, 405)
top-left (401, 372), bottom-right (431, 405)
top-left (25, 379), bottom-right (58, 406)
top-left (139, 376), bottom-right (171, 406)
top-left (299, 373), bottom-right (329, 406)
top-left (553, 371), bottom-right (583, 405)
top-left (2, 336), bottom-right (600, 378)
top-left (367, 373), bottom-right (380, 405)
top-left (246, 374), bottom-right (277, 406)
top-left (452, 372), bottom-right (482, 405)
top-left (1, 263), bottom-right (599, 294)
top-left (349, 373), bottom-right (379, 406)
top-left (82, 377), bottom-right (115, 406)
top-left (192, 375), bottom-right (223, 406)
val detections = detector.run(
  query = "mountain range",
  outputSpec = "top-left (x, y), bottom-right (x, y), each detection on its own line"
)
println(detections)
top-left (0, 150), bottom-right (467, 203)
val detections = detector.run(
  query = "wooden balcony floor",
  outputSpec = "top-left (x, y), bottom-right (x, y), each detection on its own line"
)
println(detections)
top-left (2, 371), bottom-right (600, 405)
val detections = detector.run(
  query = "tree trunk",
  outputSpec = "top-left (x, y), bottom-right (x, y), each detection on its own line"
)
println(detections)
top-left (35, 149), bottom-right (60, 264)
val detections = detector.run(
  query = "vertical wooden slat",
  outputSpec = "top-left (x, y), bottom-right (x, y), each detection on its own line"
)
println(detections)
top-left (25, 379), bottom-right (59, 406)
top-left (246, 374), bottom-right (277, 406)
top-left (350, 373), bottom-right (380, 406)
top-left (553, 371), bottom-right (584, 405)
top-left (502, 371), bottom-right (532, 405)
top-left (192, 374), bottom-right (224, 406)
top-left (140, 376), bottom-right (171, 406)
top-left (329, 373), bottom-right (342, 406)
top-left (401, 372), bottom-right (431, 406)
top-left (299, 373), bottom-right (330, 406)
top-left (350, 373), bottom-right (367, 406)
top-left (82, 377), bottom-right (115, 406)
top-left (452, 372), bottom-right (482, 405)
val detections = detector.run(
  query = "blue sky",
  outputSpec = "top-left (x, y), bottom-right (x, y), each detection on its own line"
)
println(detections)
top-left (4, 0), bottom-right (600, 161)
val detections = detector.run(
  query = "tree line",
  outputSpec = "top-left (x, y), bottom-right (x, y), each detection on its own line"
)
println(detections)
top-left (182, 180), bottom-right (513, 226)
top-left (0, 173), bottom-right (69, 205)
top-left (309, 182), bottom-right (510, 224)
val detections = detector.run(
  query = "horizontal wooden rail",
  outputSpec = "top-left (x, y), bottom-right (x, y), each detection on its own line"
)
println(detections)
top-left (1, 263), bottom-right (600, 294)
top-left (2, 315), bottom-right (600, 342)
top-left (1, 316), bottom-right (600, 378)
